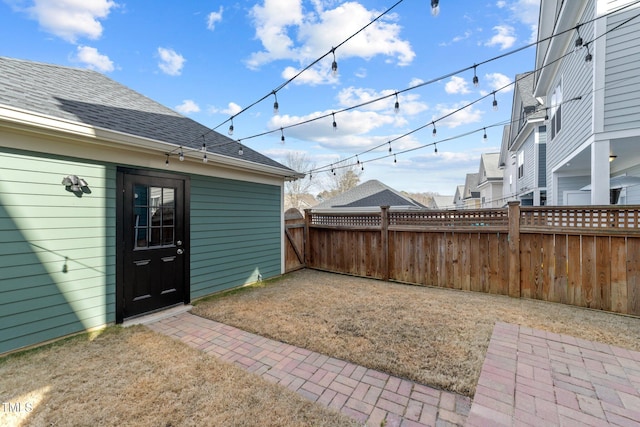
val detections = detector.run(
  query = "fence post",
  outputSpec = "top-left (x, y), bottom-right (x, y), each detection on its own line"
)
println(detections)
top-left (508, 201), bottom-right (521, 298)
top-left (304, 209), bottom-right (312, 267)
top-left (381, 206), bottom-right (390, 281)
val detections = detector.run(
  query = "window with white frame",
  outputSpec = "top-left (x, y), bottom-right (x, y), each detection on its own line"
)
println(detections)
top-left (550, 80), bottom-right (562, 139)
top-left (517, 151), bottom-right (524, 179)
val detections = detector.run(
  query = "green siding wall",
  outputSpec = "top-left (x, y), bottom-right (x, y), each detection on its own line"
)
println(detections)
top-left (190, 175), bottom-right (282, 298)
top-left (0, 150), bottom-right (116, 354)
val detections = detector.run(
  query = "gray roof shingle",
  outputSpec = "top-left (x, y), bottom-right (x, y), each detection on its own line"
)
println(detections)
top-left (0, 56), bottom-right (293, 173)
top-left (314, 179), bottom-right (425, 210)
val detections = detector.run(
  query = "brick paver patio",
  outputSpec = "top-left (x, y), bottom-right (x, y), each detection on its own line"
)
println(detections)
top-left (146, 312), bottom-right (640, 427)
top-left (147, 312), bottom-right (471, 426)
top-left (467, 322), bottom-right (640, 427)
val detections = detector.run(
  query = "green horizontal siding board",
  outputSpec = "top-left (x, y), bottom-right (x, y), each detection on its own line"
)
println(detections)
top-left (0, 149), bottom-right (116, 354)
top-left (189, 174), bottom-right (281, 300)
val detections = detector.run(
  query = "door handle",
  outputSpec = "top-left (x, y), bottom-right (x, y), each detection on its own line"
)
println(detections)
top-left (177, 248), bottom-right (184, 255)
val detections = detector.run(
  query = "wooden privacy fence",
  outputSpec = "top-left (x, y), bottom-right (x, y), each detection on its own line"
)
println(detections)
top-left (293, 203), bottom-right (640, 316)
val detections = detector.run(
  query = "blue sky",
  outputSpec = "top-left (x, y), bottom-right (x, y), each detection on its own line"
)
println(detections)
top-left (0, 0), bottom-right (540, 195)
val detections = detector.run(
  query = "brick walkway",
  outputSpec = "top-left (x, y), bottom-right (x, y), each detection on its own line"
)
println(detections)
top-left (467, 322), bottom-right (640, 427)
top-left (147, 312), bottom-right (471, 426)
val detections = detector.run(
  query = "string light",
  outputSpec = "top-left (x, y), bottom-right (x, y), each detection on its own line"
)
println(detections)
top-left (492, 92), bottom-right (498, 111)
top-left (356, 155), bottom-right (360, 165)
top-left (431, 0), bottom-right (440, 16)
top-left (238, 141), bottom-right (244, 156)
top-left (472, 64), bottom-right (479, 87)
top-left (584, 42), bottom-right (593, 63)
top-left (203, 152), bottom-right (208, 163)
top-left (394, 92), bottom-right (400, 113)
top-left (432, 122), bottom-right (437, 137)
top-left (280, 128), bottom-right (285, 144)
top-left (544, 108), bottom-right (549, 120)
top-left (332, 112), bottom-right (337, 131)
top-left (388, 141), bottom-right (392, 153)
top-left (272, 91), bottom-right (279, 115)
top-left (574, 25), bottom-right (583, 52)
top-left (165, 154), bottom-right (169, 166)
top-left (179, 147), bottom-right (184, 161)
top-left (331, 47), bottom-right (338, 77)
top-left (434, 142), bottom-right (438, 154)
top-left (393, 154), bottom-right (397, 164)
top-left (228, 118), bottom-right (234, 136)
top-left (483, 127), bottom-right (487, 142)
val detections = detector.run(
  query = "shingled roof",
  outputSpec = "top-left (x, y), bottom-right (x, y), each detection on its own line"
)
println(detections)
top-left (314, 179), bottom-right (425, 211)
top-left (0, 56), bottom-right (293, 173)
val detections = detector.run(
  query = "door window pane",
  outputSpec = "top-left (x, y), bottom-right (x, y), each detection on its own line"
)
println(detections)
top-left (133, 185), bottom-right (176, 249)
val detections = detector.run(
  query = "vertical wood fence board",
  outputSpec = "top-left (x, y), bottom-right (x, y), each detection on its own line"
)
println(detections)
top-left (567, 235), bottom-right (582, 306)
top-left (610, 236), bottom-right (627, 314)
top-left (582, 236), bottom-right (596, 309)
top-left (552, 234), bottom-right (568, 304)
top-left (542, 234), bottom-right (554, 302)
top-left (499, 234), bottom-right (510, 295)
top-left (520, 234), bottom-right (532, 299)
top-left (488, 234), bottom-right (500, 294)
top-left (469, 233), bottom-right (481, 293)
top-left (627, 238), bottom-right (640, 315)
top-left (460, 233), bottom-right (471, 291)
top-left (596, 236), bottom-right (612, 311)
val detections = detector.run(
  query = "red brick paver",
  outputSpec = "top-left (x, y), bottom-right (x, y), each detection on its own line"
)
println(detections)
top-left (467, 322), bottom-right (640, 427)
top-left (147, 312), bottom-right (470, 426)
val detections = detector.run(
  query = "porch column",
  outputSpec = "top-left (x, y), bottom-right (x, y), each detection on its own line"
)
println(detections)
top-left (591, 139), bottom-right (610, 205)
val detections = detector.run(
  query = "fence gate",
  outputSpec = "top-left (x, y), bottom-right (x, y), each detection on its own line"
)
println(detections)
top-left (284, 208), bottom-right (305, 272)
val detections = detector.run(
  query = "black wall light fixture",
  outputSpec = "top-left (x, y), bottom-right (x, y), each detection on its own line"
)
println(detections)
top-left (62, 175), bottom-right (90, 196)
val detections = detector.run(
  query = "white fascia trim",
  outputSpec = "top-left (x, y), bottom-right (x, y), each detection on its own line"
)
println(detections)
top-left (534, 3), bottom-right (589, 97)
top-left (0, 104), bottom-right (302, 181)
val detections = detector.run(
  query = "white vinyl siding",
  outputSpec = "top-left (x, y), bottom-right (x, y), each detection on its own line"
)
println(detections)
top-left (604, 6), bottom-right (640, 131)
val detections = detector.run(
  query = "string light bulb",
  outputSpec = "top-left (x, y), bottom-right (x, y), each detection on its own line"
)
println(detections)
top-left (574, 26), bottom-right (583, 53)
top-left (280, 128), bottom-right (285, 144)
top-left (331, 48), bottom-right (338, 77)
top-left (544, 108), bottom-right (549, 121)
top-left (472, 65), bottom-right (479, 87)
top-left (238, 141), bottom-right (244, 156)
top-left (483, 128), bottom-right (487, 142)
top-left (434, 143), bottom-right (438, 154)
top-left (388, 141), bottom-right (392, 153)
top-left (393, 154), bottom-right (397, 164)
top-left (179, 147), bottom-right (184, 161)
top-left (165, 154), bottom-right (170, 166)
top-left (584, 43), bottom-right (593, 63)
top-left (432, 122), bottom-right (437, 137)
top-left (201, 136), bottom-right (206, 152)
top-left (228, 118), bottom-right (234, 136)
top-left (394, 93), bottom-right (400, 113)
top-left (272, 91), bottom-right (279, 115)
top-left (356, 155), bottom-right (360, 165)
top-left (332, 112), bottom-right (337, 131)
top-left (203, 152), bottom-right (208, 163)
top-left (431, 0), bottom-right (440, 16)
top-left (492, 92), bottom-right (498, 111)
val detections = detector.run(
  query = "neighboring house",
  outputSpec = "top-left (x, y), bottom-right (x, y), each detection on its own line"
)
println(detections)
top-left (477, 153), bottom-right (504, 208)
top-left (534, 1), bottom-right (640, 205)
top-left (284, 193), bottom-right (318, 211)
top-left (453, 185), bottom-right (466, 209)
top-left (312, 179), bottom-right (425, 212)
top-left (0, 57), bottom-right (300, 354)
top-left (461, 173), bottom-right (481, 209)
top-left (428, 195), bottom-right (455, 210)
top-left (500, 72), bottom-right (547, 206)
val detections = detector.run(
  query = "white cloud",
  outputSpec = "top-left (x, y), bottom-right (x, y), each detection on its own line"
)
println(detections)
top-left (445, 76), bottom-right (470, 95)
top-left (409, 78), bottom-right (425, 88)
top-left (247, 0), bottom-right (414, 80)
top-left (485, 25), bottom-right (516, 50)
top-left (484, 72), bottom-right (513, 92)
top-left (433, 102), bottom-right (484, 129)
top-left (157, 47), bottom-right (185, 76)
top-left (268, 109), bottom-right (397, 150)
top-left (14, 0), bottom-right (117, 43)
top-left (209, 102), bottom-right (242, 116)
top-left (337, 86), bottom-right (427, 115)
top-left (175, 100), bottom-right (200, 114)
top-left (74, 45), bottom-right (114, 72)
top-left (282, 65), bottom-right (336, 86)
top-left (206, 6), bottom-right (223, 31)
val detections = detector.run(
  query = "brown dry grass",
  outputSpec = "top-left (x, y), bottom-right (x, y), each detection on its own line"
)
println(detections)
top-left (193, 269), bottom-right (640, 397)
top-left (0, 325), bottom-right (357, 427)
